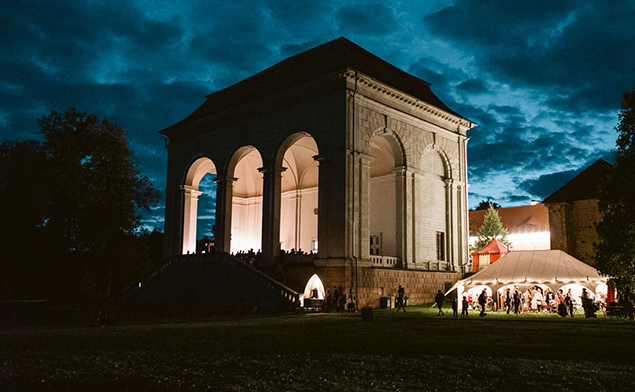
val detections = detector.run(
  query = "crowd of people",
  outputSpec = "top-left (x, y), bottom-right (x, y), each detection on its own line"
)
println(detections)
top-left (459, 285), bottom-right (605, 318)
top-left (323, 287), bottom-right (356, 312)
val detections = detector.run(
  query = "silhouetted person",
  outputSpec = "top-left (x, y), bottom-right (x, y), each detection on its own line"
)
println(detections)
top-left (435, 289), bottom-right (445, 316)
top-left (347, 289), bottom-right (356, 312)
top-left (451, 297), bottom-right (458, 317)
top-left (504, 288), bottom-right (512, 314)
top-left (461, 296), bottom-right (469, 318)
top-left (478, 289), bottom-right (487, 317)
top-left (565, 294), bottom-right (574, 317)
top-left (396, 285), bottom-right (406, 312)
top-left (513, 289), bottom-right (521, 314)
top-left (622, 297), bottom-right (635, 321)
top-left (325, 289), bottom-right (332, 312)
top-left (558, 301), bottom-right (568, 317)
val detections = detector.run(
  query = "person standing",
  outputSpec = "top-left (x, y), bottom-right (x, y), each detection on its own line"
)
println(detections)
top-left (565, 292), bottom-right (574, 317)
top-left (451, 297), bottom-right (458, 317)
top-left (478, 289), bottom-right (487, 317)
top-left (505, 288), bottom-right (512, 314)
top-left (461, 296), bottom-right (469, 318)
top-left (396, 285), bottom-right (406, 312)
top-left (513, 289), bottom-right (521, 314)
top-left (435, 289), bottom-right (445, 316)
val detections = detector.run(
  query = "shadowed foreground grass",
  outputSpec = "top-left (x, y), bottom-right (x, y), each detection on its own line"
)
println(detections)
top-left (1, 305), bottom-right (634, 391)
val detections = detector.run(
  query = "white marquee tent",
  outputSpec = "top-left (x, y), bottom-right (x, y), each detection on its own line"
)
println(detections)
top-left (448, 250), bottom-right (609, 306)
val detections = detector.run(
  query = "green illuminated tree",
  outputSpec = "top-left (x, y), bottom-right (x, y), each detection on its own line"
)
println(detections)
top-left (471, 203), bottom-right (511, 252)
top-left (595, 84), bottom-right (635, 295)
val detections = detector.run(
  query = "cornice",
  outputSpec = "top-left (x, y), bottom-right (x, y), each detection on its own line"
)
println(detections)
top-left (341, 69), bottom-right (476, 132)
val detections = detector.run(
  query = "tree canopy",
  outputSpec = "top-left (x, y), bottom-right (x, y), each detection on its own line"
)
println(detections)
top-left (0, 108), bottom-right (161, 299)
top-left (595, 84), bottom-right (635, 295)
top-left (471, 203), bottom-right (511, 252)
top-left (472, 198), bottom-right (502, 211)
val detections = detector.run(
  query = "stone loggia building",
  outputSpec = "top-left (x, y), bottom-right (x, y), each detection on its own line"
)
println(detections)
top-left (160, 38), bottom-right (475, 306)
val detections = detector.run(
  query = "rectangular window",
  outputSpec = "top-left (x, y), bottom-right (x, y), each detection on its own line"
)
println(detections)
top-left (436, 232), bottom-right (445, 261)
top-left (370, 234), bottom-right (382, 256)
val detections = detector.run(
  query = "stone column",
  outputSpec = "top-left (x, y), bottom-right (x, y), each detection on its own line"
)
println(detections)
top-left (358, 153), bottom-right (373, 263)
top-left (213, 176), bottom-right (236, 253)
top-left (163, 186), bottom-right (185, 259)
top-left (412, 171), bottom-right (425, 268)
top-left (182, 185), bottom-right (203, 254)
top-left (444, 178), bottom-right (460, 271)
top-left (314, 152), bottom-right (348, 264)
top-left (392, 166), bottom-right (408, 268)
top-left (290, 192), bottom-right (302, 250)
top-left (259, 167), bottom-right (285, 264)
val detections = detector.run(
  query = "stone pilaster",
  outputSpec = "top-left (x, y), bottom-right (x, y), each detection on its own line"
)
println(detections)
top-left (163, 186), bottom-right (184, 258)
top-left (259, 166), bottom-right (285, 264)
top-left (182, 185), bottom-right (203, 254)
top-left (358, 153), bottom-right (373, 262)
top-left (213, 176), bottom-right (236, 253)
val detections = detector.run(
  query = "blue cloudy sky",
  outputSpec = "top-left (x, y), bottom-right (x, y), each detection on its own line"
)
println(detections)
top-left (2, 1), bottom-right (634, 234)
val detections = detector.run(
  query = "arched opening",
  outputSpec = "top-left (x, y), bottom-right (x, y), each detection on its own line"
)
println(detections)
top-left (279, 133), bottom-right (319, 254)
top-left (229, 146), bottom-right (263, 254)
top-left (369, 132), bottom-right (402, 262)
top-left (182, 157), bottom-right (217, 254)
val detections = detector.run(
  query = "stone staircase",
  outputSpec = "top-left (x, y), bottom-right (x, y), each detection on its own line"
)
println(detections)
top-left (122, 252), bottom-right (299, 314)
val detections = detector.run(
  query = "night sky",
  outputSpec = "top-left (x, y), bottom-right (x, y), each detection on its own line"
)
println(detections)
top-left (2, 1), bottom-right (634, 234)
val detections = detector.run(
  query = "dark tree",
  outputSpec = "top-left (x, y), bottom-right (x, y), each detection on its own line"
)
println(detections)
top-left (472, 198), bottom-right (502, 211)
top-left (0, 140), bottom-right (49, 298)
top-left (0, 108), bottom-right (160, 299)
top-left (596, 85), bottom-right (635, 295)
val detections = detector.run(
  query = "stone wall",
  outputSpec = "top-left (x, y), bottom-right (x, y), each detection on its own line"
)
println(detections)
top-left (285, 264), bottom-right (460, 308)
top-left (547, 199), bottom-right (600, 265)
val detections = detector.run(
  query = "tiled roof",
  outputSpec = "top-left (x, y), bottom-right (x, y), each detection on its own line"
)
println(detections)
top-left (543, 159), bottom-right (613, 204)
top-left (161, 37), bottom-right (469, 135)
top-left (469, 204), bottom-right (549, 236)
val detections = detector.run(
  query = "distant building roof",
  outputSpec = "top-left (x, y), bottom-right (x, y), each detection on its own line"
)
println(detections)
top-left (476, 238), bottom-right (509, 255)
top-left (161, 37), bottom-right (471, 135)
top-left (469, 204), bottom-right (549, 236)
top-left (543, 159), bottom-right (613, 204)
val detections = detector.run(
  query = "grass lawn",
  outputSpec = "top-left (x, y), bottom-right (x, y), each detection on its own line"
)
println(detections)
top-left (1, 305), bottom-right (634, 391)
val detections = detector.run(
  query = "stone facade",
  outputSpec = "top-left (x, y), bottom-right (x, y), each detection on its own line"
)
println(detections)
top-left (160, 38), bottom-right (474, 306)
top-left (543, 159), bottom-right (612, 266)
top-left (547, 199), bottom-right (601, 265)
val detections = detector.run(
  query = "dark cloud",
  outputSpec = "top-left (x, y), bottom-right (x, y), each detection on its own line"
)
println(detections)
top-left (489, 105), bottom-right (521, 116)
top-left (504, 194), bottom-right (534, 204)
top-left (0, 0), bottom-right (625, 228)
top-left (264, 0), bottom-right (337, 38)
top-left (425, 1), bottom-right (635, 112)
top-left (457, 79), bottom-right (488, 94)
top-left (409, 59), bottom-right (451, 88)
top-left (336, 4), bottom-right (399, 36)
top-left (519, 169), bottom-right (579, 200)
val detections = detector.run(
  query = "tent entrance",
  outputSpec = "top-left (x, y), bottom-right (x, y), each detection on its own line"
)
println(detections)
top-left (302, 274), bottom-right (325, 312)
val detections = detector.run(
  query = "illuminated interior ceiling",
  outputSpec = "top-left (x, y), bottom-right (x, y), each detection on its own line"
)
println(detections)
top-left (232, 147), bottom-right (263, 197)
top-left (370, 136), bottom-right (396, 177)
top-left (186, 157), bottom-right (216, 188)
top-left (281, 135), bottom-right (319, 193)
